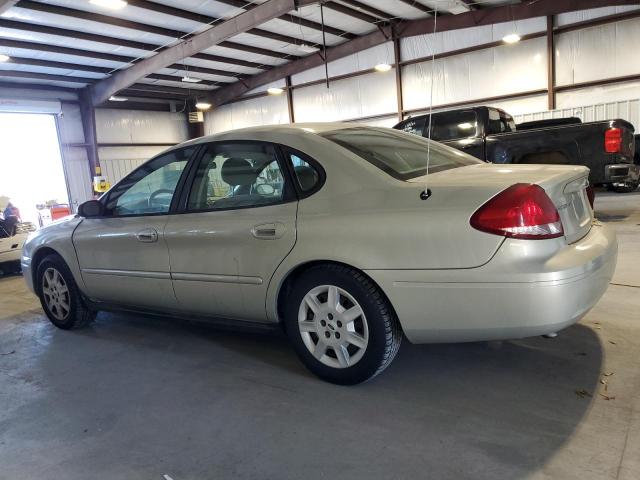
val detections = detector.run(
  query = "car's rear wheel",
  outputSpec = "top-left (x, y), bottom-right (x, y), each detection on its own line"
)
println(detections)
top-left (284, 264), bottom-right (402, 385)
top-left (36, 254), bottom-right (96, 329)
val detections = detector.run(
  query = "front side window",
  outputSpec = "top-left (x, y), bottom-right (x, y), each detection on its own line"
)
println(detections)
top-left (488, 108), bottom-right (516, 134)
top-left (105, 147), bottom-right (195, 216)
top-left (187, 142), bottom-right (287, 211)
top-left (321, 127), bottom-right (482, 180)
top-left (427, 110), bottom-right (478, 141)
top-left (396, 116), bottom-right (427, 136)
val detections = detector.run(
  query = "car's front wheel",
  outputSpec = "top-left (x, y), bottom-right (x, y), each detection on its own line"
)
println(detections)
top-left (36, 254), bottom-right (96, 329)
top-left (285, 264), bottom-right (402, 385)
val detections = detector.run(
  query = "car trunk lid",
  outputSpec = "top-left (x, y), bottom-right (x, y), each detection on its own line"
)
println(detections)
top-left (409, 163), bottom-right (593, 245)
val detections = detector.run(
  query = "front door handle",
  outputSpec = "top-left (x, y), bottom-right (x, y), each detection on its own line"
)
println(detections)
top-left (251, 222), bottom-right (285, 240)
top-left (136, 228), bottom-right (158, 243)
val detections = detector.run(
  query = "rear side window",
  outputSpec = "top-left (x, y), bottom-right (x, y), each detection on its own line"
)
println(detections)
top-left (427, 110), bottom-right (478, 141)
top-left (286, 150), bottom-right (323, 195)
top-left (321, 127), bottom-right (481, 180)
top-left (487, 108), bottom-right (516, 134)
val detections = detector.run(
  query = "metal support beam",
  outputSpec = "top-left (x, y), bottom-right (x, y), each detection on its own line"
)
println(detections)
top-left (0, 19), bottom-right (266, 70)
top-left (285, 76), bottom-right (295, 123)
top-left (16, 1), bottom-right (297, 61)
top-left (0, 0), bottom-right (17, 14)
top-left (79, 88), bottom-right (100, 179)
top-left (90, 0), bottom-right (313, 106)
top-left (393, 35), bottom-right (403, 123)
top-left (212, 0), bottom-right (355, 39)
top-left (209, 0), bottom-right (638, 106)
top-left (210, 26), bottom-right (391, 106)
top-left (547, 15), bottom-right (556, 110)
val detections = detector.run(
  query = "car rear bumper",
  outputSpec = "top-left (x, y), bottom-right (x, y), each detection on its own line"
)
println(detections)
top-left (365, 223), bottom-right (617, 344)
top-left (604, 163), bottom-right (640, 184)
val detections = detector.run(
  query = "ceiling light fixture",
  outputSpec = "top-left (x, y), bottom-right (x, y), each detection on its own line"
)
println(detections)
top-left (181, 75), bottom-right (202, 83)
top-left (195, 101), bottom-right (212, 110)
top-left (89, 0), bottom-right (127, 10)
top-left (297, 43), bottom-right (318, 54)
top-left (502, 33), bottom-right (521, 44)
top-left (267, 87), bottom-right (284, 95)
top-left (374, 63), bottom-right (392, 73)
top-left (0, 54), bottom-right (10, 62)
top-left (108, 95), bottom-right (128, 102)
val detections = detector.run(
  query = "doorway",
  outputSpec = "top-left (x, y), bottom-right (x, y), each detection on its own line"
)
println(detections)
top-left (0, 113), bottom-right (69, 226)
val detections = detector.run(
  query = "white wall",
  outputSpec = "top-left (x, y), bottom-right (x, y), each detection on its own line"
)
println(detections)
top-left (204, 6), bottom-right (640, 134)
top-left (57, 101), bottom-right (93, 209)
top-left (96, 109), bottom-right (189, 185)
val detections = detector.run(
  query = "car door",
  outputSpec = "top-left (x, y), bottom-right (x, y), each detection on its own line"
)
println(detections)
top-left (164, 141), bottom-right (299, 322)
top-left (73, 146), bottom-right (197, 309)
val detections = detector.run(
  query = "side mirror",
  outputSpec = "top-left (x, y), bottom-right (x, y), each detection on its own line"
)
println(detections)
top-left (77, 200), bottom-right (105, 218)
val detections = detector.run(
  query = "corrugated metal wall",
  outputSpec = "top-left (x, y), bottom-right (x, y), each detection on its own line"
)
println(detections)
top-left (96, 109), bottom-right (189, 186)
top-left (514, 98), bottom-right (640, 132)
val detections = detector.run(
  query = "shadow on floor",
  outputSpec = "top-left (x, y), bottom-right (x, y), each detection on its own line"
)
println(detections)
top-left (0, 309), bottom-right (603, 479)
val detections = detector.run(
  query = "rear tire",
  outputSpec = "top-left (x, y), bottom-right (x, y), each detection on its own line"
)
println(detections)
top-left (284, 264), bottom-right (402, 385)
top-left (36, 254), bottom-right (96, 329)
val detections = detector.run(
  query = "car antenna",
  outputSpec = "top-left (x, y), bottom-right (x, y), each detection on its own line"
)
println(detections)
top-left (421, 3), bottom-right (438, 201)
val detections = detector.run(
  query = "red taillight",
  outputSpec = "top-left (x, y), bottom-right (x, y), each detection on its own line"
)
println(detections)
top-left (605, 127), bottom-right (622, 153)
top-left (470, 184), bottom-right (564, 240)
top-left (586, 185), bottom-right (595, 209)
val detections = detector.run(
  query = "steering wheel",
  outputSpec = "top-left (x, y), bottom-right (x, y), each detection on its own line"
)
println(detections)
top-left (148, 189), bottom-right (174, 209)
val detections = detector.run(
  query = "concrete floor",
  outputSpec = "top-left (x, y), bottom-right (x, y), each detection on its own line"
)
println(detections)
top-left (0, 191), bottom-right (639, 480)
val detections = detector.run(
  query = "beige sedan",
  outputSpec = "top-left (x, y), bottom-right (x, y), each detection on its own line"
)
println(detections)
top-left (22, 124), bottom-right (617, 384)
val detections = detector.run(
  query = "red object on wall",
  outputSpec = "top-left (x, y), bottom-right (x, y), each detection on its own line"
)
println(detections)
top-left (50, 204), bottom-right (71, 221)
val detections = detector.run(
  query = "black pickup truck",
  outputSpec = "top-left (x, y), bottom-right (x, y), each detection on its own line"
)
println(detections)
top-left (394, 106), bottom-right (638, 193)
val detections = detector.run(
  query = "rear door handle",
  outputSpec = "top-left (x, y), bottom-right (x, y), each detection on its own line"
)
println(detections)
top-left (251, 222), bottom-right (284, 239)
top-left (136, 228), bottom-right (158, 243)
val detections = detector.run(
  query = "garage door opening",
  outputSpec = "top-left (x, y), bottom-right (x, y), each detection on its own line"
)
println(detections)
top-left (0, 113), bottom-right (69, 227)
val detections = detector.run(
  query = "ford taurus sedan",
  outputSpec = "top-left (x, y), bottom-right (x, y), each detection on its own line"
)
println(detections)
top-left (22, 124), bottom-right (617, 384)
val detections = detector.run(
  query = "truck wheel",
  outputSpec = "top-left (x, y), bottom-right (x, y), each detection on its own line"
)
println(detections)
top-left (284, 264), bottom-right (402, 385)
top-left (612, 181), bottom-right (639, 193)
top-left (36, 254), bottom-right (96, 330)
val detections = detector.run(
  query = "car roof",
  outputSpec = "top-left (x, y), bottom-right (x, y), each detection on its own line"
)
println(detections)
top-left (176, 122), bottom-right (371, 149)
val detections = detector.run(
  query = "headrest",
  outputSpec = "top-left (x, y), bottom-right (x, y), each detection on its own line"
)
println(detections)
top-left (221, 158), bottom-right (257, 186)
top-left (294, 165), bottom-right (319, 191)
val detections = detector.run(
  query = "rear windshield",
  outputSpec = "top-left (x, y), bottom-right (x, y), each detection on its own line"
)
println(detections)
top-left (320, 127), bottom-right (481, 180)
top-left (429, 110), bottom-right (478, 141)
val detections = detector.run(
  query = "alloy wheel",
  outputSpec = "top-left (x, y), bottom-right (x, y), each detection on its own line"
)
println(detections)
top-left (42, 267), bottom-right (70, 321)
top-left (298, 285), bottom-right (369, 369)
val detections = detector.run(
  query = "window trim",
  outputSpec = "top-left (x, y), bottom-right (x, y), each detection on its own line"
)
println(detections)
top-left (279, 146), bottom-right (326, 200)
top-left (95, 145), bottom-right (202, 219)
top-left (176, 140), bottom-right (298, 215)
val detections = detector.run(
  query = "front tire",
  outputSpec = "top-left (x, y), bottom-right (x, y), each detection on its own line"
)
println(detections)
top-left (284, 264), bottom-right (402, 385)
top-left (36, 254), bottom-right (96, 329)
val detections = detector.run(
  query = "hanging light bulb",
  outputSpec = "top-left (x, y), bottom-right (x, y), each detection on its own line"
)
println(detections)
top-left (374, 63), bottom-right (392, 73)
top-left (195, 100), bottom-right (212, 110)
top-left (267, 87), bottom-right (284, 95)
top-left (181, 75), bottom-right (202, 83)
top-left (502, 33), bottom-right (521, 44)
